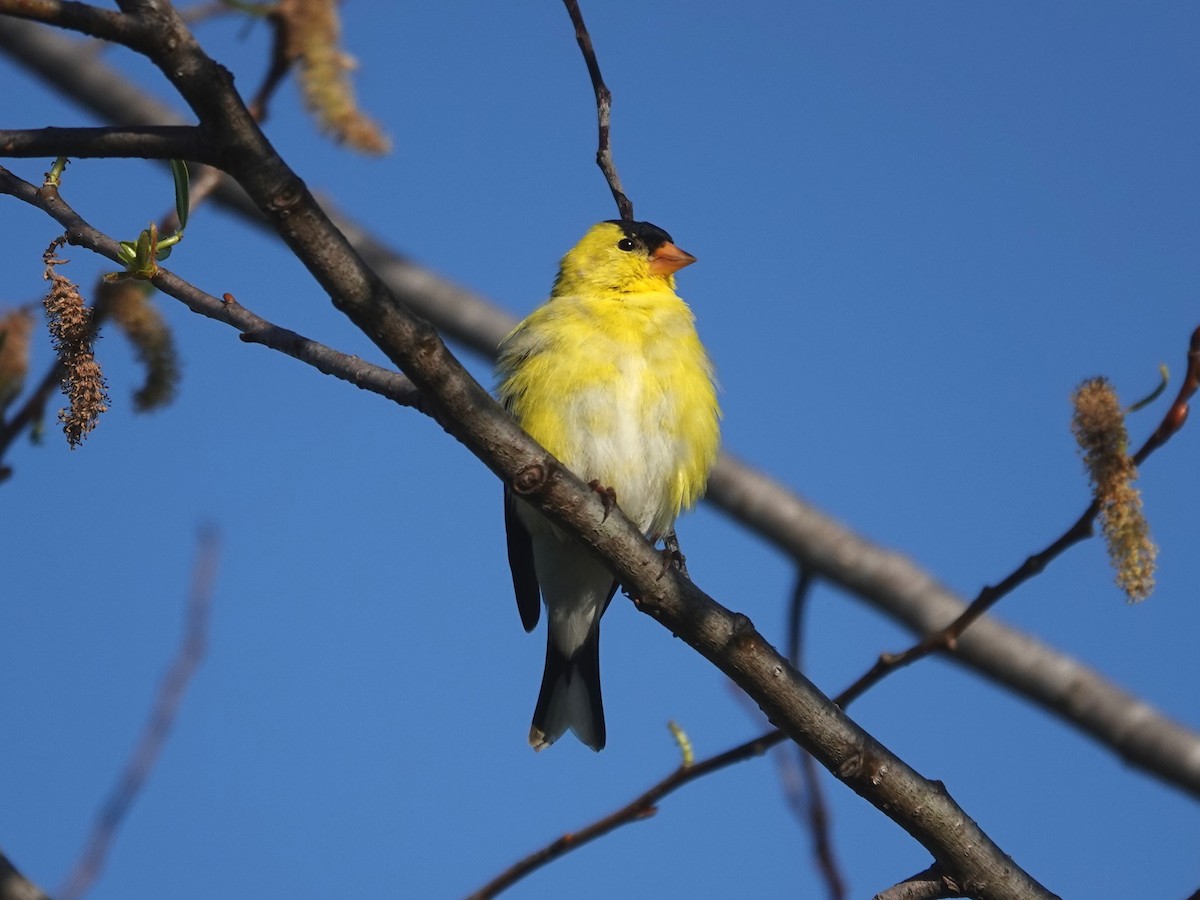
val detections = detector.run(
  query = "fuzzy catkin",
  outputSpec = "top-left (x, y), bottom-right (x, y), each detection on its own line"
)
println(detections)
top-left (1071, 377), bottom-right (1156, 602)
top-left (43, 240), bottom-right (108, 447)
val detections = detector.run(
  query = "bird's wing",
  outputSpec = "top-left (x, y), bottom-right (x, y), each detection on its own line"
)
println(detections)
top-left (505, 487), bottom-right (541, 632)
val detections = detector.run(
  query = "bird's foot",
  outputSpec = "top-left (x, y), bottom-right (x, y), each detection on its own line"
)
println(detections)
top-left (657, 529), bottom-right (689, 580)
top-left (588, 480), bottom-right (618, 521)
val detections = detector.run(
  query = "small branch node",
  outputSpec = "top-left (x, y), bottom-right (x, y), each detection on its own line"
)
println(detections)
top-left (512, 462), bottom-right (548, 495)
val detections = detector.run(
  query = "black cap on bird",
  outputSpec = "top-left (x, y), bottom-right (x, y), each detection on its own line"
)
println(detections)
top-left (608, 219), bottom-right (697, 276)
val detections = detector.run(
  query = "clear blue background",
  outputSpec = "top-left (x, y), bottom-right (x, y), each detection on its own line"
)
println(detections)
top-left (2, 3), bottom-right (1197, 898)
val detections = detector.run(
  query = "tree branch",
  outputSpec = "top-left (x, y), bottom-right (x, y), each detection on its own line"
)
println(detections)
top-left (57, 528), bottom-right (220, 900)
top-left (0, 126), bottom-right (211, 162)
top-left (0, 0), bottom-right (138, 45)
top-left (0, 852), bottom-right (50, 900)
top-left (470, 348), bottom-right (1200, 891)
top-left (1, 13), bottom-right (1197, 800)
top-left (0, 5), bottom-right (1058, 895)
top-left (783, 568), bottom-right (846, 900)
top-left (561, 0), bottom-right (632, 220)
top-left (466, 729), bottom-right (784, 899)
top-left (874, 865), bottom-right (962, 900)
top-left (0, 165), bottom-right (422, 418)
top-left (0, 341), bottom-right (63, 464)
top-left (837, 326), bottom-right (1199, 706)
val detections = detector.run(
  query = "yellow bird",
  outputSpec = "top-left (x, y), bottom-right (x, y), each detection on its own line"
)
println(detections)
top-left (497, 220), bottom-right (720, 751)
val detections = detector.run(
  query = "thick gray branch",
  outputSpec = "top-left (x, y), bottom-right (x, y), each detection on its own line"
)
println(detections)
top-left (0, 13), bottom-right (1196, 800)
top-left (0, 4), bottom-right (1061, 895)
top-left (707, 457), bottom-right (1200, 797)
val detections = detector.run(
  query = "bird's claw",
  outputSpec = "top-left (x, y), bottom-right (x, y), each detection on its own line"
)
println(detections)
top-left (656, 546), bottom-right (686, 580)
top-left (588, 479), bottom-right (618, 521)
top-left (658, 530), bottom-right (689, 579)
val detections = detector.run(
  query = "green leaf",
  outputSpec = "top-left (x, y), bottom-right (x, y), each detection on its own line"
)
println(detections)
top-left (170, 159), bottom-right (190, 231)
top-left (135, 228), bottom-right (153, 265)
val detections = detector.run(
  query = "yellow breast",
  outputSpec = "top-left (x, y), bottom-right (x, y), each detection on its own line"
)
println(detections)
top-left (497, 289), bottom-right (720, 537)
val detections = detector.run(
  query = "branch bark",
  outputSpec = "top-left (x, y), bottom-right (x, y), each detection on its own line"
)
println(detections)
top-left (0, 852), bottom-right (50, 900)
top-left (875, 865), bottom-right (962, 900)
top-left (0, 166), bottom-right (422, 420)
top-left (0, 125), bottom-right (209, 161)
top-left (1, 12), bottom-right (1197, 800)
top-left (561, 0), bottom-right (633, 220)
top-left (0, 4), bottom-right (1059, 895)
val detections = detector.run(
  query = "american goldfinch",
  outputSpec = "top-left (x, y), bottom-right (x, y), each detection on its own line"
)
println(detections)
top-left (497, 220), bottom-right (720, 751)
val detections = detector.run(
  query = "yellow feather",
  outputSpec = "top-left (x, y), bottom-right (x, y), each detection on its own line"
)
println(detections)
top-left (497, 222), bottom-right (719, 536)
top-left (496, 220), bottom-right (720, 751)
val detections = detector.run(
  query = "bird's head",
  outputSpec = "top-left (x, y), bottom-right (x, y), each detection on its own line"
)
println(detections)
top-left (552, 220), bottom-right (695, 297)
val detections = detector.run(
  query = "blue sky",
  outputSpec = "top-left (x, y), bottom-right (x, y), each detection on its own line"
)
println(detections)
top-left (2, 3), bottom-right (1198, 897)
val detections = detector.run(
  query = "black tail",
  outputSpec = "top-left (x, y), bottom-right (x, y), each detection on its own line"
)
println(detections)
top-left (529, 625), bottom-right (605, 752)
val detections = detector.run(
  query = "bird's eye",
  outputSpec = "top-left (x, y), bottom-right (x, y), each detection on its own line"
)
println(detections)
top-left (617, 238), bottom-right (636, 252)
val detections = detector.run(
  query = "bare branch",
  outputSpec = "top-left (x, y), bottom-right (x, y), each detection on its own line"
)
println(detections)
top-left (0, 165), bottom-right (422, 421)
top-left (707, 454), bottom-right (1200, 798)
top-left (561, 0), bottom-right (633, 220)
top-left (1134, 325), bottom-right (1199, 463)
top-left (2, 14), bottom-right (1197, 800)
top-left (58, 527), bottom-right (220, 900)
top-left (836, 325), bottom-right (1200, 708)
top-left (0, 851), bottom-right (51, 900)
top-left (246, 7), bottom-right (293, 121)
top-left (466, 730), bottom-right (785, 899)
top-left (874, 865), bottom-right (962, 900)
top-left (0, 126), bottom-right (210, 161)
top-left (782, 569), bottom-right (846, 900)
top-left (517, 345), bottom-right (1199, 891)
top-left (0, 9), bottom-right (1190, 900)
top-left (0, 7), bottom-right (1057, 894)
top-left (0, 344), bottom-right (64, 463)
top-left (0, 0), bottom-right (139, 46)
top-left (0, 17), bottom-right (192, 130)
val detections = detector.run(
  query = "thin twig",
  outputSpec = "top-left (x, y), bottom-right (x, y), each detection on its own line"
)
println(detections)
top-left (561, 0), bottom-right (633, 220)
top-left (464, 730), bottom-right (783, 900)
top-left (0, 166), bottom-right (422, 417)
top-left (0, 10), bottom-right (1176, 898)
top-left (780, 568), bottom-right (846, 900)
top-left (0, 351), bottom-right (63, 462)
top-left (0, 156), bottom-right (230, 466)
top-left (57, 527), bottom-right (221, 900)
top-left (4, 19), bottom-right (1198, 803)
top-left (785, 567), bottom-right (812, 665)
top-left (0, 3), bottom-right (350, 456)
top-left (246, 6), bottom-right (293, 121)
top-left (474, 571), bottom-right (829, 900)
top-left (0, 241), bottom-right (118, 465)
top-left (798, 749), bottom-right (842, 896)
top-left (0, 21), bottom-right (1190, 897)
top-left (836, 327), bottom-right (1200, 708)
top-left (468, 328), bottom-right (1199, 897)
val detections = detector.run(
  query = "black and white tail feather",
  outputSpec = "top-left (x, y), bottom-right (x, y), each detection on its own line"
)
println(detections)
top-left (505, 488), bottom-right (613, 751)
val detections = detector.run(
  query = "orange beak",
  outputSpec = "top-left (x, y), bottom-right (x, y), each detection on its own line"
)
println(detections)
top-left (648, 242), bottom-right (696, 276)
